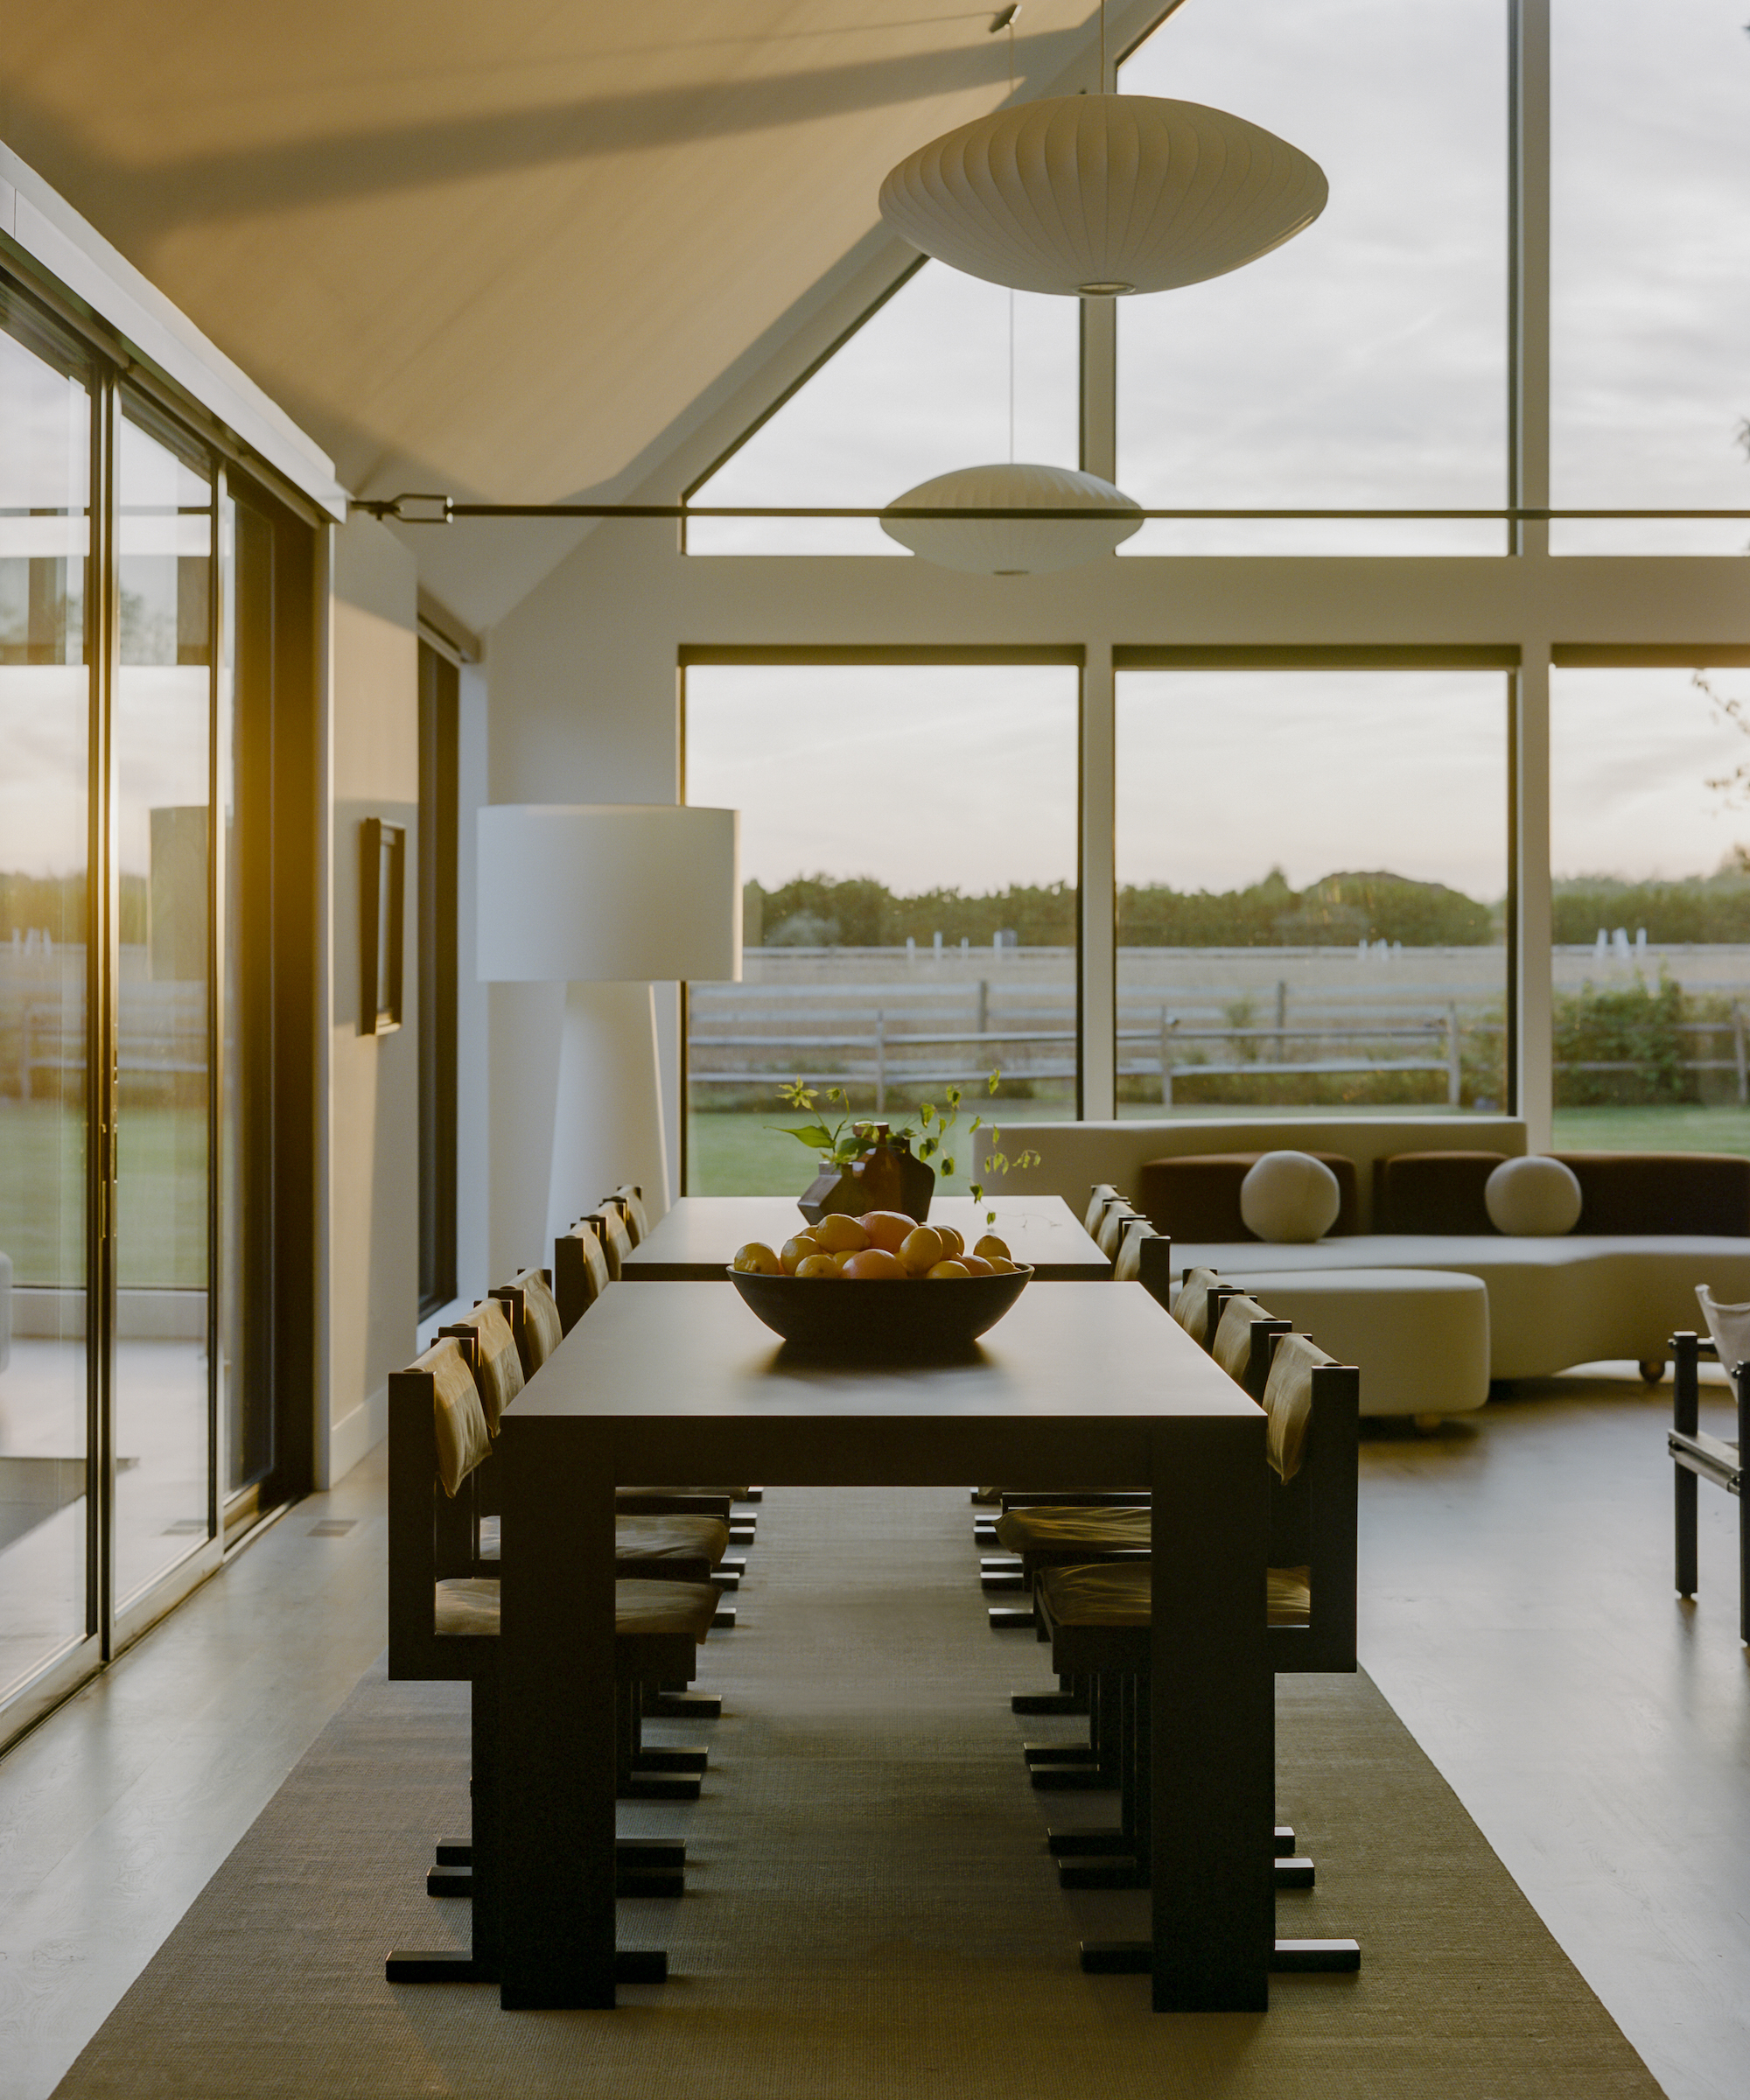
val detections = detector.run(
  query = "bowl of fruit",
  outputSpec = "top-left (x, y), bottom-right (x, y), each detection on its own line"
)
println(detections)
top-left (728, 1210), bottom-right (1031, 1356)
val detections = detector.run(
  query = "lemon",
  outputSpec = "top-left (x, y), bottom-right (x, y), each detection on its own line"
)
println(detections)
top-left (780, 1232), bottom-right (822, 1274)
top-left (899, 1226), bottom-right (946, 1274)
top-left (794, 1253), bottom-right (840, 1279)
top-left (974, 1233), bottom-right (1012, 1263)
top-left (927, 1258), bottom-right (970, 1279)
top-left (814, 1213), bottom-right (870, 1254)
top-left (732, 1242), bottom-right (781, 1276)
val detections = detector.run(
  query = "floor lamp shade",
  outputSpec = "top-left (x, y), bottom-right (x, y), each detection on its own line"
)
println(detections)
top-left (476, 803), bottom-right (740, 984)
top-left (475, 804), bottom-right (741, 1242)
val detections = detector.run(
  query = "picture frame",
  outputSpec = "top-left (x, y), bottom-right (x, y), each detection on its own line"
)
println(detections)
top-left (360, 817), bottom-right (405, 1035)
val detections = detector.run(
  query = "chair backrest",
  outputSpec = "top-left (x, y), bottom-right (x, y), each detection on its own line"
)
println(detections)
top-left (1260, 1328), bottom-right (1360, 1675)
top-left (388, 1335), bottom-right (492, 1680)
top-left (555, 1217), bottom-right (612, 1333)
top-left (1096, 1200), bottom-right (1143, 1261)
top-left (611, 1184), bottom-right (650, 1244)
top-left (440, 1297), bottom-right (523, 1433)
top-left (1171, 1264), bottom-right (1222, 1340)
top-left (589, 1206), bottom-right (634, 1281)
top-left (1212, 1296), bottom-right (1292, 1398)
top-left (498, 1267), bottom-right (564, 1375)
top-left (1112, 1217), bottom-right (1173, 1303)
top-left (1085, 1182), bottom-right (1124, 1239)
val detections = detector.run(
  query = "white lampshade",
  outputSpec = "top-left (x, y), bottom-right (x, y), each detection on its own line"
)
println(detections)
top-left (882, 462), bottom-right (1142, 574)
top-left (878, 94), bottom-right (1326, 298)
top-left (477, 804), bottom-right (741, 984)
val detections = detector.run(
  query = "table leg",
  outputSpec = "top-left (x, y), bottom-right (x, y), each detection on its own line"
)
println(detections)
top-left (499, 1426), bottom-right (620, 2008)
top-left (1151, 1414), bottom-right (1272, 2012)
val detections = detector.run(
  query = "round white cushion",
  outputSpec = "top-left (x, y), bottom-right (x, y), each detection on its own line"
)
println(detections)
top-left (1486, 1156), bottom-right (1582, 1237)
top-left (1240, 1151), bottom-right (1341, 1244)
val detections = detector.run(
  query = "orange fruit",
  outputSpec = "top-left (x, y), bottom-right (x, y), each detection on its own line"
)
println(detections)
top-left (861, 1209), bottom-right (917, 1254)
top-left (974, 1234), bottom-right (1012, 1263)
top-left (927, 1259), bottom-right (970, 1279)
top-left (780, 1232), bottom-right (822, 1274)
top-left (899, 1226), bottom-right (946, 1274)
top-left (841, 1247), bottom-right (905, 1280)
top-left (732, 1242), bottom-right (781, 1276)
top-left (813, 1213), bottom-right (870, 1254)
top-left (794, 1253), bottom-right (840, 1279)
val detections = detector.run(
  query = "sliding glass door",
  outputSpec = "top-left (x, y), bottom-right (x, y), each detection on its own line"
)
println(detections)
top-left (111, 405), bottom-right (217, 1605)
top-left (0, 267), bottom-right (313, 1744)
top-left (0, 289), bottom-right (94, 1706)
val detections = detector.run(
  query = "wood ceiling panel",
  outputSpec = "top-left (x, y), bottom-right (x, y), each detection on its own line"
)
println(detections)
top-left (0, 2), bottom-right (1095, 501)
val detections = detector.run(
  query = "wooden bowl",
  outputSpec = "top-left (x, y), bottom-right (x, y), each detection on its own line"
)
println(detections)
top-left (727, 1264), bottom-right (1032, 1356)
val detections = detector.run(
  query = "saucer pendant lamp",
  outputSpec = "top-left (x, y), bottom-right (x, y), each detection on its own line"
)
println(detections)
top-left (477, 804), bottom-right (740, 1242)
top-left (881, 460), bottom-right (1141, 573)
top-left (878, 2), bottom-right (1326, 302)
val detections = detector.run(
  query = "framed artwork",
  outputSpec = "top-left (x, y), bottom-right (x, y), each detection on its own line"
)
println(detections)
top-left (360, 817), bottom-right (405, 1035)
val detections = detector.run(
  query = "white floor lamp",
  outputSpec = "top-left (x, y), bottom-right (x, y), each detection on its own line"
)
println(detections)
top-left (476, 803), bottom-right (741, 1248)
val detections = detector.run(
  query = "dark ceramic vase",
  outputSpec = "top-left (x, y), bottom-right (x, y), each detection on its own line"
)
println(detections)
top-left (798, 1130), bottom-right (935, 1224)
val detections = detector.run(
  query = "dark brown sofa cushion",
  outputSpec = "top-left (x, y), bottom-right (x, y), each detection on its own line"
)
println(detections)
top-left (1136, 1152), bottom-right (1359, 1242)
top-left (1550, 1152), bottom-right (1750, 1238)
top-left (1374, 1151), bottom-right (1508, 1236)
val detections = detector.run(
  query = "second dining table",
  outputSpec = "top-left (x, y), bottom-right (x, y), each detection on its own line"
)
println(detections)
top-left (619, 1194), bottom-right (1111, 1280)
top-left (494, 1276), bottom-right (1273, 2014)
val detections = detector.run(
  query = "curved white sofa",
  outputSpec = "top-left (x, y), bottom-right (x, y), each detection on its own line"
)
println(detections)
top-left (993, 1115), bottom-right (1750, 1398)
top-left (1184, 1234), bottom-right (1750, 1382)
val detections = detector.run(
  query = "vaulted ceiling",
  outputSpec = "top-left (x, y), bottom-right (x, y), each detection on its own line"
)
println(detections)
top-left (1, 2), bottom-right (1129, 514)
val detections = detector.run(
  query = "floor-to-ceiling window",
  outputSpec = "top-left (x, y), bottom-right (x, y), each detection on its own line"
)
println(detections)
top-left (1113, 662), bottom-right (1511, 1116)
top-left (0, 264), bottom-right (317, 1747)
top-left (682, 657), bottom-right (1081, 1193)
top-left (1550, 660), bottom-right (1750, 1152)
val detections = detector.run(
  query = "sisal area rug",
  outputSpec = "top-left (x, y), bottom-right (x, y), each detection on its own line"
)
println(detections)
top-left (54, 1487), bottom-right (1662, 2100)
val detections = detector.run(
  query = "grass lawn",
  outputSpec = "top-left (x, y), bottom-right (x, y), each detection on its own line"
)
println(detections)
top-left (686, 1100), bottom-right (1081, 1199)
top-left (0, 1100), bottom-right (207, 1286)
top-left (1550, 1104), bottom-right (1750, 1156)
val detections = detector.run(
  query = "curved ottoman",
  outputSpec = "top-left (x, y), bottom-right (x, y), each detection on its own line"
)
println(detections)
top-left (1220, 1266), bottom-right (1490, 1423)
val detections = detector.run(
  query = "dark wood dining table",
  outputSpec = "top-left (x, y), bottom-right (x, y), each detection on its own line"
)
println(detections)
top-left (494, 1278), bottom-right (1271, 2013)
top-left (620, 1194), bottom-right (1111, 1280)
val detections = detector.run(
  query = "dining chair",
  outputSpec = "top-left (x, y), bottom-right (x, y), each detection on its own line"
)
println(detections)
top-left (609, 1183), bottom-right (651, 1243)
top-left (1096, 1199), bottom-right (1145, 1261)
top-left (1085, 1182), bottom-right (1125, 1240)
top-left (555, 1217), bottom-right (612, 1333)
top-left (384, 1334), bottom-right (720, 1984)
top-left (1029, 1326), bottom-right (1362, 1976)
top-left (490, 1267), bottom-right (564, 1379)
top-left (1668, 1327), bottom-right (1747, 1638)
top-left (589, 1205), bottom-right (635, 1281)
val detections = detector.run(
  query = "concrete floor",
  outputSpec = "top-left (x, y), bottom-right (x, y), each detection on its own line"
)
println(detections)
top-left (1, 1372), bottom-right (1745, 2100)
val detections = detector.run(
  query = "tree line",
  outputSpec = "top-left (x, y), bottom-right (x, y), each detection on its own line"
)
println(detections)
top-left (747, 867), bottom-right (1496, 948)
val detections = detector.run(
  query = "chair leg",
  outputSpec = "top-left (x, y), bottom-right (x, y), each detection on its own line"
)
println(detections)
top-left (1676, 1466), bottom-right (1698, 1598)
top-left (389, 1674), bottom-right (501, 1984)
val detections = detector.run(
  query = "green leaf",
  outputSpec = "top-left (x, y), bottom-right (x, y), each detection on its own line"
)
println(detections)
top-left (986, 1069), bottom-right (1001, 1095)
top-left (917, 1137), bottom-right (936, 1160)
top-left (774, 1122), bottom-right (836, 1150)
top-left (968, 1182), bottom-right (984, 1204)
top-left (919, 1102), bottom-right (934, 1126)
top-left (942, 1155), bottom-right (956, 1177)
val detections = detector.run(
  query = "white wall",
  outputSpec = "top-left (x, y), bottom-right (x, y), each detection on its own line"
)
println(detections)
top-left (483, 521), bottom-right (1750, 1269)
top-left (322, 517), bottom-right (420, 1488)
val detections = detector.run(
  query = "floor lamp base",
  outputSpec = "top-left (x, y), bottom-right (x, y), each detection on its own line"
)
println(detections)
top-left (546, 981), bottom-right (671, 1249)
